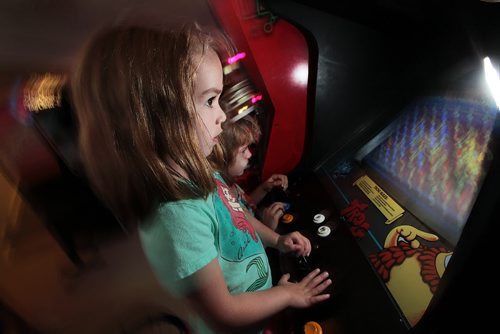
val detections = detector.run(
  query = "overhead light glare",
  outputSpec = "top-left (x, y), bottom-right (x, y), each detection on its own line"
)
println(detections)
top-left (484, 57), bottom-right (500, 110)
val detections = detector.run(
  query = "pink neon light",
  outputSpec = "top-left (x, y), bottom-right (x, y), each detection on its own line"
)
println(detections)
top-left (251, 95), bottom-right (262, 104)
top-left (227, 52), bottom-right (246, 64)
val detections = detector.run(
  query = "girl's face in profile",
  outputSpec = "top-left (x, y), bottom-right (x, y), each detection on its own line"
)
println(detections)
top-left (193, 49), bottom-right (226, 157)
top-left (228, 144), bottom-right (252, 177)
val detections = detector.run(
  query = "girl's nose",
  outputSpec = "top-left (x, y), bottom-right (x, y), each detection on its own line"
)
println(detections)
top-left (217, 104), bottom-right (227, 124)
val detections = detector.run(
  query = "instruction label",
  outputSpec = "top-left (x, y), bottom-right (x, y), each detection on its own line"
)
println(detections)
top-left (354, 175), bottom-right (404, 224)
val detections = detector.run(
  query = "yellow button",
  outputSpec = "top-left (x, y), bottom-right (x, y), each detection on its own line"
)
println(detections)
top-left (282, 213), bottom-right (294, 224)
top-left (304, 321), bottom-right (322, 334)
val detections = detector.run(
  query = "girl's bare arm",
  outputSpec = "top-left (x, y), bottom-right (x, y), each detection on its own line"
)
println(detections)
top-left (186, 258), bottom-right (331, 332)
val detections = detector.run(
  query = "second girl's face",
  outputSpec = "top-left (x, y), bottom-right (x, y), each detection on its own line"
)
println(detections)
top-left (228, 145), bottom-right (252, 177)
top-left (193, 49), bottom-right (226, 157)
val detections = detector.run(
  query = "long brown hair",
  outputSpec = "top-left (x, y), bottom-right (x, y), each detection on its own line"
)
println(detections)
top-left (71, 23), bottom-right (233, 224)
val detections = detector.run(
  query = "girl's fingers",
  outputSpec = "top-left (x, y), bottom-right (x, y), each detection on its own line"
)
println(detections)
top-left (274, 210), bottom-right (284, 220)
top-left (306, 271), bottom-right (330, 289)
top-left (310, 293), bottom-right (331, 304)
top-left (294, 247), bottom-right (306, 257)
top-left (304, 238), bottom-right (312, 256)
top-left (289, 244), bottom-right (302, 253)
top-left (301, 268), bottom-right (321, 284)
top-left (271, 202), bottom-right (285, 210)
top-left (311, 278), bottom-right (332, 294)
top-left (278, 273), bottom-right (291, 285)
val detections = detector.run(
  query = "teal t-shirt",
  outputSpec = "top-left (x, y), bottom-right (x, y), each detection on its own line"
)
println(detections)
top-left (139, 174), bottom-right (272, 333)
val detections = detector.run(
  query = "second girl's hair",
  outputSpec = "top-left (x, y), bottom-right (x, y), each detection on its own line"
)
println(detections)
top-left (71, 23), bottom-right (233, 224)
top-left (211, 115), bottom-right (261, 186)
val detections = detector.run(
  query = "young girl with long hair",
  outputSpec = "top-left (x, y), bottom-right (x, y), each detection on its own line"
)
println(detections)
top-left (71, 23), bottom-right (331, 333)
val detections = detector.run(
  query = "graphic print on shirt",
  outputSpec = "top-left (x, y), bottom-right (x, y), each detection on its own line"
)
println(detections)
top-left (214, 177), bottom-right (271, 292)
top-left (245, 256), bottom-right (269, 292)
top-left (214, 179), bottom-right (261, 260)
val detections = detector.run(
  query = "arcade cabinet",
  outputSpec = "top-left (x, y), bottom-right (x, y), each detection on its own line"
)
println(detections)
top-left (209, 0), bottom-right (500, 333)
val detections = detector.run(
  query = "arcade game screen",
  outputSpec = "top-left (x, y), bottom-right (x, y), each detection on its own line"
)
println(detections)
top-left (362, 96), bottom-right (496, 245)
top-left (318, 95), bottom-right (497, 326)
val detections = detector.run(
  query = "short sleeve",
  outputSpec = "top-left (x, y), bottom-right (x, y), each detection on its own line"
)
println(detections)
top-left (139, 195), bottom-right (218, 296)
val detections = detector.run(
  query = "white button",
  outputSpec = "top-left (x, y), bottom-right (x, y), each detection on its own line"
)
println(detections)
top-left (317, 225), bottom-right (331, 237)
top-left (313, 214), bottom-right (325, 224)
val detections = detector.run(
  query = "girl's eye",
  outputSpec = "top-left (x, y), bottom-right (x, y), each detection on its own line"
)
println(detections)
top-left (206, 97), bottom-right (216, 108)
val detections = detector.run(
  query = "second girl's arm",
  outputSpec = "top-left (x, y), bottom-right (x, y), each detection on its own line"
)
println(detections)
top-left (249, 174), bottom-right (288, 205)
top-left (244, 208), bottom-right (280, 247)
top-left (244, 208), bottom-right (311, 257)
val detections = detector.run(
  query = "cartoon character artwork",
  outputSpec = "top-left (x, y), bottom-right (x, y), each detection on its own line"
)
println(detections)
top-left (369, 225), bottom-right (452, 326)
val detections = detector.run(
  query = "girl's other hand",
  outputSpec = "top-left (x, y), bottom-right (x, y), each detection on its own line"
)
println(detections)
top-left (262, 174), bottom-right (288, 192)
top-left (277, 231), bottom-right (311, 257)
top-left (261, 202), bottom-right (285, 230)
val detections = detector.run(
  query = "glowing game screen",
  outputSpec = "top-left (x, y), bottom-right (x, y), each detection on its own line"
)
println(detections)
top-left (362, 96), bottom-right (497, 245)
